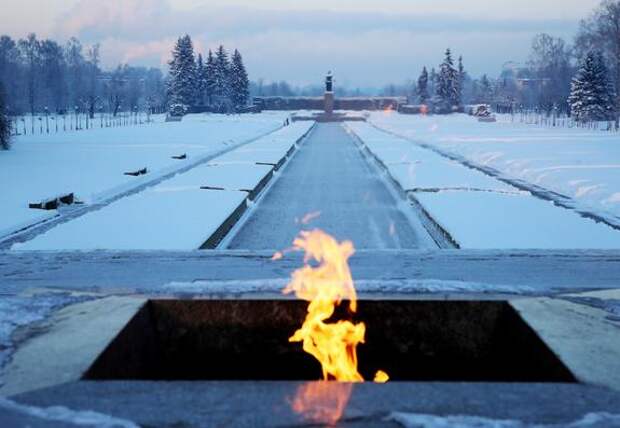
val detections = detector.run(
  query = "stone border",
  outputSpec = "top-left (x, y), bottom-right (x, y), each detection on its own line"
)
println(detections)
top-left (198, 123), bottom-right (317, 250)
top-left (344, 124), bottom-right (458, 249)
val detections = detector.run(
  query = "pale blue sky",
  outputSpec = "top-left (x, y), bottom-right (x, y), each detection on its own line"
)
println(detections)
top-left (2, 0), bottom-right (601, 87)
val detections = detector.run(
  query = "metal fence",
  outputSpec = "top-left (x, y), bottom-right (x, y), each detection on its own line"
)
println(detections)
top-left (503, 107), bottom-right (619, 132)
top-left (8, 110), bottom-right (157, 137)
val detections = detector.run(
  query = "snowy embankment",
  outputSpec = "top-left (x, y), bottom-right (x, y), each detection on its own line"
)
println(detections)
top-left (368, 112), bottom-right (620, 226)
top-left (0, 112), bottom-right (290, 239)
top-left (14, 121), bottom-right (314, 251)
top-left (347, 121), bottom-right (620, 249)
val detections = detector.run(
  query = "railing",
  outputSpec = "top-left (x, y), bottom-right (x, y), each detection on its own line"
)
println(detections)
top-left (8, 111), bottom-right (160, 137)
top-left (501, 107), bottom-right (619, 132)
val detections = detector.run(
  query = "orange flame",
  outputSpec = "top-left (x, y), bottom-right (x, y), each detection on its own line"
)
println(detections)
top-left (283, 229), bottom-right (388, 383)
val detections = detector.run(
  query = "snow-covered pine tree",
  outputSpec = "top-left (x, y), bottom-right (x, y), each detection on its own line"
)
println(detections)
top-left (0, 83), bottom-right (10, 150)
top-left (417, 67), bottom-right (430, 105)
top-left (437, 48), bottom-right (459, 113)
top-left (229, 49), bottom-right (249, 110)
top-left (195, 53), bottom-right (206, 106)
top-left (569, 50), bottom-right (615, 122)
top-left (213, 45), bottom-right (231, 105)
top-left (167, 35), bottom-right (196, 108)
top-left (205, 50), bottom-right (216, 106)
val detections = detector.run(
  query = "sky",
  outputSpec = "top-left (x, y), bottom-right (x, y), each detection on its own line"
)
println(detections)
top-left (1, 0), bottom-right (602, 88)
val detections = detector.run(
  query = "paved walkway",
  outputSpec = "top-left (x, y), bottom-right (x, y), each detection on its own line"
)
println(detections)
top-left (226, 123), bottom-right (435, 250)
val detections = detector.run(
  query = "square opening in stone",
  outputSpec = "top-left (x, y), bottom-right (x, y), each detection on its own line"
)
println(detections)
top-left (83, 300), bottom-right (576, 382)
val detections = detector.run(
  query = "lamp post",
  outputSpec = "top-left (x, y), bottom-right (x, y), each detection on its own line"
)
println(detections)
top-left (44, 107), bottom-right (49, 134)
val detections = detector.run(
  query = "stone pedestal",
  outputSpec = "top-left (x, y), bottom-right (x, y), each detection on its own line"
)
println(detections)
top-left (324, 92), bottom-right (334, 116)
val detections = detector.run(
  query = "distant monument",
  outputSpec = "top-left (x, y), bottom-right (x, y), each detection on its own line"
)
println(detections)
top-left (324, 71), bottom-right (334, 116)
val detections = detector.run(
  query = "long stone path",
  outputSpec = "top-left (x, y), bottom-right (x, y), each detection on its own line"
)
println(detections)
top-left (226, 123), bottom-right (436, 250)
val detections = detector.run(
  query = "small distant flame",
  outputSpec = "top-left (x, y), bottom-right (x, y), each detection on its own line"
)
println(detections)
top-left (301, 211), bottom-right (321, 225)
top-left (420, 104), bottom-right (429, 115)
top-left (374, 370), bottom-right (390, 383)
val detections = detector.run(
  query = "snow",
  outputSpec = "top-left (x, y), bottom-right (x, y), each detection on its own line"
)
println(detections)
top-left (388, 411), bottom-right (620, 428)
top-left (368, 112), bottom-right (620, 225)
top-left (14, 121), bottom-right (313, 251)
top-left (416, 191), bottom-right (620, 249)
top-left (163, 278), bottom-right (535, 295)
top-left (15, 187), bottom-right (248, 251)
top-left (0, 112), bottom-right (290, 239)
top-left (0, 397), bottom-right (138, 427)
top-left (348, 117), bottom-right (620, 249)
top-left (163, 163), bottom-right (273, 191)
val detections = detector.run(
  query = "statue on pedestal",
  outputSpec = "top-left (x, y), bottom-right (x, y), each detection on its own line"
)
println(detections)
top-left (325, 71), bottom-right (333, 93)
top-left (324, 71), bottom-right (335, 115)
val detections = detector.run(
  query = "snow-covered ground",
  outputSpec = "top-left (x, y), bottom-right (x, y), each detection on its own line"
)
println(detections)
top-left (348, 121), bottom-right (620, 249)
top-left (0, 112), bottom-right (290, 239)
top-left (15, 122), bottom-right (313, 250)
top-left (368, 112), bottom-right (620, 226)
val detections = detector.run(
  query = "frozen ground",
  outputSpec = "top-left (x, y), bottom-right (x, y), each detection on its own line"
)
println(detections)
top-left (16, 122), bottom-right (313, 251)
top-left (0, 112), bottom-right (289, 239)
top-left (349, 121), bottom-right (620, 249)
top-left (368, 112), bottom-right (620, 227)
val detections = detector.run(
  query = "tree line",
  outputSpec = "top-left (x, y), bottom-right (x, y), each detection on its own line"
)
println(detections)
top-left (0, 33), bottom-right (167, 118)
top-left (410, 0), bottom-right (620, 125)
top-left (167, 35), bottom-right (249, 113)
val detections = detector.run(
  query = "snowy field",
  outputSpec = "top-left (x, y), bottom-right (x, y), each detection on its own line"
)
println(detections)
top-left (15, 122), bottom-right (313, 250)
top-left (348, 121), bottom-right (620, 249)
top-left (0, 112), bottom-right (290, 238)
top-left (368, 112), bottom-right (620, 226)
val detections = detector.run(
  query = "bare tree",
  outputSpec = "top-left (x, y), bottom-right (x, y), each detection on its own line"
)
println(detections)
top-left (527, 33), bottom-right (573, 111)
top-left (39, 39), bottom-right (66, 112)
top-left (86, 44), bottom-right (100, 118)
top-left (18, 33), bottom-right (40, 117)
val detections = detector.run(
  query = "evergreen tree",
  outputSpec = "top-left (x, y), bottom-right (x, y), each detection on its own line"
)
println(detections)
top-left (437, 48), bottom-right (459, 112)
top-left (569, 50), bottom-right (615, 122)
top-left (205, 50), bottom-right (216, 106)
top-left (195, 53), bottom-right (206, 106)
top-left (167, 35), bottom-right (196, 107)
top-left (212, 45), bottom-right (231, 103)
top-left (417, 67), bottom-right (430, 104)
top-left (0, 83), bottom-right (10, 150)
top-left (229, 49), bottom-right (249, 109)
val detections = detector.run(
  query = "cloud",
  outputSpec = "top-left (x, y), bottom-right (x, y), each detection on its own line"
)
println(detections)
top-left (50, 0), bottom-right (584, 85)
